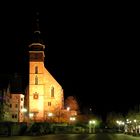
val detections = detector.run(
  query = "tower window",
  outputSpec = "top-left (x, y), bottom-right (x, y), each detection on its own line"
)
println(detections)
top-left (35, 76), bottom-right (38, 85)
top-left (35, 66), bottom-right (38, 74)
top-left (51, 86), bottom-right (54, 97)
top-left (48, 102), bottom-right (51, 106)
top-left (33, 92), bottom-right (39, 99)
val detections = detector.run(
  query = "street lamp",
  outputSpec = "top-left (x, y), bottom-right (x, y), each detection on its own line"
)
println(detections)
top-left (69, 116), bottom-right (76, 124)
top-left (89, 120), bottom-right (96, 133)
top-left (116, 120), bottom-right (125, 132)
top-left (70, 116), bottom-right (76, 121)
top-left (134, 119), bottom-right (137, 123)
top-left (48, 112), bottom-right (53, 122)
top-left (21, 108), bottom-right (27, 112)
top-left (66, 107), bottom-right (70, 123)
top-left (29, 113), bottom-right (34, 118)
top-left (133, 119), bottom-right (137, 134)
top-left (67, 107), bottom-right (70, 111)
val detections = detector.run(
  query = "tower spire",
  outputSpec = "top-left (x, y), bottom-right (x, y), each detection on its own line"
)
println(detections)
top-left (29, 11), bottom-right (45, 52)
top-left (31, 11), bottom-right (44, 44)
top-left (34, 12), bottom-right (40, 34)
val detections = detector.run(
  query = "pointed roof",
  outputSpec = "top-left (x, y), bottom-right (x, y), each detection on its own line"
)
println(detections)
top-left (30, 12), bottom-right (44, 45)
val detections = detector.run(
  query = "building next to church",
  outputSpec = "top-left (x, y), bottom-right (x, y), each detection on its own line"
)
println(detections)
top-left (26, 24), bottom-right (64, 122)
top-left (9, 94), bottom-right (25, 122)
top-left (0, 74), bottom-right (25, 122)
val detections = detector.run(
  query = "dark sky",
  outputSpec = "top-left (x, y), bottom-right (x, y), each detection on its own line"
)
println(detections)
top-left (0, 3), bottom-right (139, 117)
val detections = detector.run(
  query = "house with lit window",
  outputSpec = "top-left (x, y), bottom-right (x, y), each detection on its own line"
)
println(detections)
top-left (9, 94), bottom-right (24, 122)
top-left (8, 73), bottom-right (26, 122)
top-left (0, 74), bottom-right (26, 123)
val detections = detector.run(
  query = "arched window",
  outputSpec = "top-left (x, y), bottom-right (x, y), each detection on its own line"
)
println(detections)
top-left (51, 86), bottom-right (54, 97)
top-left (35, 66), bottom-right (38, 74)
top-left (35, 76), bottom-right (38, 85)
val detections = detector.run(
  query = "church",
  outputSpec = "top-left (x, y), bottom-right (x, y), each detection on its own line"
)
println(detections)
top-left (0, 14), bottom-right (79, 123)
top-left (0, 17), bottom-right (65, 123)
top-left (26, 24), bottom-right (64, 122)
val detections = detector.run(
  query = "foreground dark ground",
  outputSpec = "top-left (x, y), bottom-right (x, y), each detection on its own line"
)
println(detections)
top-left (0, 133), bottom-right (140, 140)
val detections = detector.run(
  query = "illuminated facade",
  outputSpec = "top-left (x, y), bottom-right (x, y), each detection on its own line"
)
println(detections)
top-left (9, 94), bottom-right (25, 122)
top-left (28, 31), bottom-right (64, 122)
top-left (0, 83), bottom-right (25, 122)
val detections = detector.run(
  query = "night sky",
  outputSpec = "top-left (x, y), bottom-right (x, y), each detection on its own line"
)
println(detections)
top-left (0, 3), bottom-right (139, 118)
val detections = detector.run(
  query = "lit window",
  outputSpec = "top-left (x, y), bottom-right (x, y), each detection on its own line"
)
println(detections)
top-left (48, 102), bottom-right (51, 106)
top-left (51, 86), bottom-right (54, 97)
top-left (33, 93), bottom-right (38, 99)
top-left (35, 66), bottom-right (38, 74)
top-left (35, 76), bottom-right (38, 85)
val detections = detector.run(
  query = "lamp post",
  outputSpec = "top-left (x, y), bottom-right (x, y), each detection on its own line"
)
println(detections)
top-left (48, 112), bottom-right (53, 123)
top-left (29, 113), bottom-right (34, 122)
top-left (67, 107), bottom-right (70, 111)
top-left (116, 120), bottom-right (125, 132)
top-left (89, 120), bottom-right (96, 133)
top-left (69, 116), bottom-right (76, 125)
top-left (133, 119), bottom-right (137, 134)
top-left (66, 107), bottom-right (70, 124)
top-left (116, 121), bottom-right (121, 132)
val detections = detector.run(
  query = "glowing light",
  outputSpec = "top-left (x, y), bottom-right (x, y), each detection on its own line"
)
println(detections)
top-left (29, 113), bottom-right (34, 118)
top-left (70, 117), bottom-right (76, 121)
top-left (134, 119), bottom-right (137, 123)
top-left (116, 120), bottom-right (125, 125)
top-left (89, 120), bottom-right (96, 124)
top-left (21, 108), bottom-right (27, 112)
top-left (48, 112), bottom-right (53, 117)
top-left (67, 107), bottom-right (70, 111)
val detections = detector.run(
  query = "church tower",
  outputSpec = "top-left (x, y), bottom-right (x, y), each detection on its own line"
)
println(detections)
top-left (28, 14), bottom-right (64, 122)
